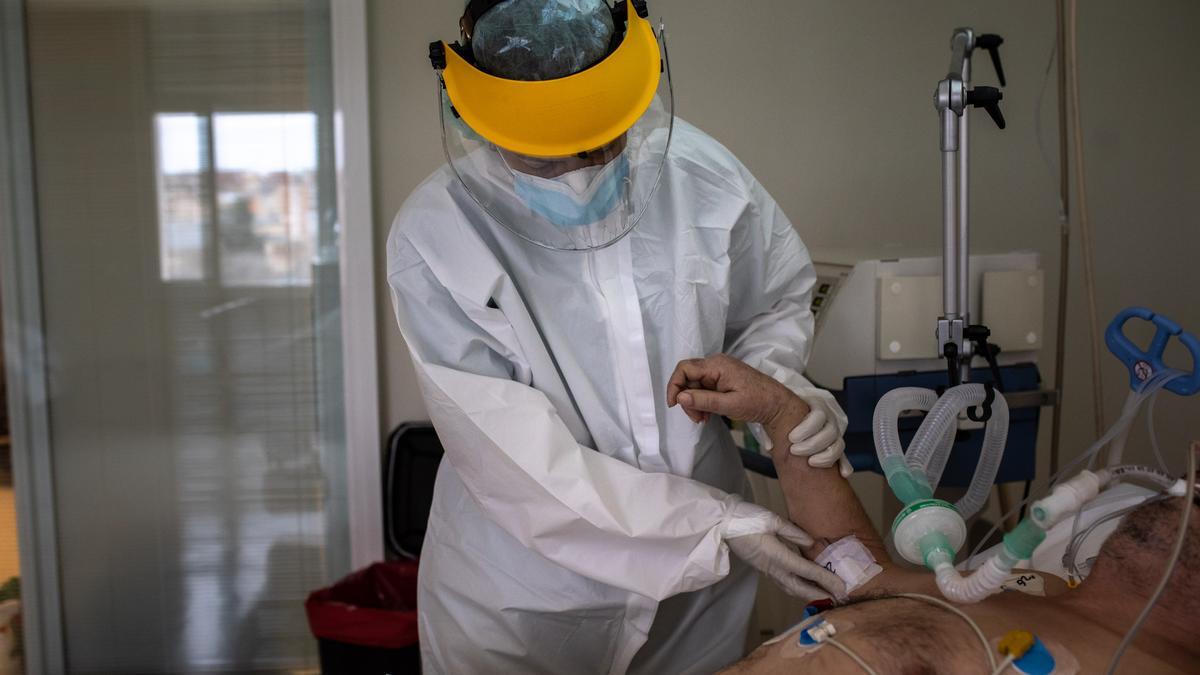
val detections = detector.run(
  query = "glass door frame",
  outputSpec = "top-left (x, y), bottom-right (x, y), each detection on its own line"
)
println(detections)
top-left (329, 0), bottom-right (384, 576)
top-left (0, 1), bottom-right (383, 671)
top-left (0, 0), bottom-right (63, 670)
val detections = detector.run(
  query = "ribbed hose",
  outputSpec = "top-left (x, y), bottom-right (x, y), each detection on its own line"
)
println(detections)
top-left (955, 392), bottom-right (1009, 519)
top-left (898, 384), bottom-right (1009, 519)
top-left (905, 386), bottom-right (968, 474)
top-left (1107, 464), bottom-right (1179, 492)
top-left (874, 385), bottom-right (1011, 518)
top-left (926, 517), bottom-right (1047, 604)
top-left (873, 387), bottom-right (939, 466)
top-left (873, 388), bottom-right (940, 504)
top-left (910, 384), bottom-right (985, 480)
top-left (922, 420), bottom-right (958, 489)
top-left (929, 548), bottom-right (1018, 604)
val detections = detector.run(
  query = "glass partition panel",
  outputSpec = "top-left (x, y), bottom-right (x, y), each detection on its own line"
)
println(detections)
top-left (22, 0), bottom-right (348, 671)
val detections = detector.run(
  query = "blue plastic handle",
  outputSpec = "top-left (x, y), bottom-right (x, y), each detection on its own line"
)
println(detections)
top-left (1104, 306), bottom-right (1200, 396)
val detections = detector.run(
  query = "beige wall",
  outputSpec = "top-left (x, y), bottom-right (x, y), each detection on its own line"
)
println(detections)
top-left (370, 1), bottom-right (1200, 483)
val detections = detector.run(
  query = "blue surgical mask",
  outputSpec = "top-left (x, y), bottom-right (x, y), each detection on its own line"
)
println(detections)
top-left (512, 154), bottom-right (630, 228)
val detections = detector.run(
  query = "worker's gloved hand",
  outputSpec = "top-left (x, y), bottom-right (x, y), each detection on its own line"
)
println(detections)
top-left (722, 499), bottom-right (847, 602)
top-left (789, 391), bottom-right (853, 478)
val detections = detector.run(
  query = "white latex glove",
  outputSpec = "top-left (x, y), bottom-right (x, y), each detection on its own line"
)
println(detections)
top-left (789, 393), bottom-right (853, 478)
top-left (722, 499), bottom-right (846, 602)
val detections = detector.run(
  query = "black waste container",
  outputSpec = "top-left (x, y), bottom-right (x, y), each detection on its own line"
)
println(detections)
top-left (305, 560), bottom-right (420, 674)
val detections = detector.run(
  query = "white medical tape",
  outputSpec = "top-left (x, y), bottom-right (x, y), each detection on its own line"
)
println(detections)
top-left (814, 535), bottom-right (883, 593)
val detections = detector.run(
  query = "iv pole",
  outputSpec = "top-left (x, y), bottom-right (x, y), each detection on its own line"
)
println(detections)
top-left (1049, 0), bottom-right (1072, 477)
top-left (931, 25), bottom-right (1073, 513)
top-left (933, 28), bottom-right (1006, 389)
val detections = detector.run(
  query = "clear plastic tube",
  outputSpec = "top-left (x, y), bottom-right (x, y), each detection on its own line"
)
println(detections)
top-left (929, 547), bottom-right (1018, 604)
top-left (1106, 443), bottom-right (1195, 674)
top-left (1106, 464), bottom-right (1179, 492)
top-left (1103, 369), bottom-right (1184, 467)
top-left (1062, 494), bottom-right (1170, 579)
top-left (873, 388), bottom-right (939, 504)
top-left (1065, 370), bottom-right (1185, 575)
top-left (1030, 469), bottom-right (1106, 528)
top-left (873, 387), bottom-right (939, 468)
top-left (955, 392), bottom-right (1009, 519)
top-left (1145, 392), bottom-right (1169, 472)
top-left (1103, 390), bottom-right (1146, 467)
top-left (906, 385), bottom-right (975, 474)
top-left (900, 384), bottom-right (1009, 519)
top-left (965, 370), bottom-right (1182, 568)
top-left (922, 421), bottom-right (958, 489)
top-left (926, 517), bottom-right (1045, 604)
top-left (936, 369), bottom-right (1186, 607)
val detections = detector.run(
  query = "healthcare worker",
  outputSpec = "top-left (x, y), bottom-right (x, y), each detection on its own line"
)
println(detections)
top-left (387, 1), bottom-right (851, 672)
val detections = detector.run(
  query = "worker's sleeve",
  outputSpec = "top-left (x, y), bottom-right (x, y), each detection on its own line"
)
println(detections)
top-left (387, 232), bottom-right (763, 601)
top-left (722, 177), bottom-right (848, 450)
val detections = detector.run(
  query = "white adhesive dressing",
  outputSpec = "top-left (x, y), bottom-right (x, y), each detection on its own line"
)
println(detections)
top-left (814, 535), bottom-right (883, 592)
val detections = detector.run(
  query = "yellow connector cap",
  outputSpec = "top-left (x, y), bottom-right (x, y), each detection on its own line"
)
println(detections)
top-left (998, 630), bottom-right (1035, 659)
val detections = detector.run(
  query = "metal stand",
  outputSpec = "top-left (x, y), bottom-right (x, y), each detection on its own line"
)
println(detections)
top-left (934, 28), bottom-right (1007, 389)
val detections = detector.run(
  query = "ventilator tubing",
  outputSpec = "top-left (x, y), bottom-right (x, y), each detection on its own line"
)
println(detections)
top-left (1030, 465), bottom-right (1186, 529)
top-left (1101, 369), bottom-right (1183, 466)
top-left (924, 518), bottom-right (1046, 603)
top-left (1029, 469), bottom-right (1104, 528)
top-left (876, 370), bottom-right (1187, 603)
top-left (874, 384), bottom-right (1021, 603)
top-left (873, 384), bottom-right (1009, 519)
top-left (926, 464), bottom-right (1176, 603)
top-left (873, 388), bottom-right (938, 504)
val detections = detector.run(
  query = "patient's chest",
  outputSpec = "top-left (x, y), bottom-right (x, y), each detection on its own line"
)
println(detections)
top-left (723, 594), bottom-right (1192, 675)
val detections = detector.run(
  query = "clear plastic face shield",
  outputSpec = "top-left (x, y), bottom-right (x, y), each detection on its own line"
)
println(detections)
top-left (431, 2), bottom-right (673, 251)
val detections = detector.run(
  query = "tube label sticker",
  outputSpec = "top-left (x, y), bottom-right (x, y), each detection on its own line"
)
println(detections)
top-left (1000, 572), bottom-right (1046, 597)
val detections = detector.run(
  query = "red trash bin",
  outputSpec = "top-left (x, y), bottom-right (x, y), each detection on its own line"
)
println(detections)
top-left (305, 560), bottom-right (421, 674)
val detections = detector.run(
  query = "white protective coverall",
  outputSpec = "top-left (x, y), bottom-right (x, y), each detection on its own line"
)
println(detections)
top-left (387, 119), bottom-right (843, 674)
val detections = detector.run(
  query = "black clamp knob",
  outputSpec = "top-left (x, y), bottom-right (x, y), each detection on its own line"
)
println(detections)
top-left (965, 324), bottom-right (1006, 391)
top-left (967, 86), bottom-right (1006, 129)
top-left (975, 33), bottom-right (1006, 87)
top-left (944, 342), bottom-right (962, 387)
top-left (964, 324), bottom-right (992, 343)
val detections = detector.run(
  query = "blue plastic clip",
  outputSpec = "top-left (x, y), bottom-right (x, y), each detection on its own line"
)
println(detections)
top-left (1105, 306), bottom-right (1200, 396)
top-left (1013, 636), bottom-right (1056, 675)
top-left (797, 618), bottom-right (826, 646)
top-left (796, 602), bottom-right (832, 646)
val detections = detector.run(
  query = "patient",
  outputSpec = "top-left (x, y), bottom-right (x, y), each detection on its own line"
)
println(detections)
top-left (667, 355), bottom-right (1200, 674)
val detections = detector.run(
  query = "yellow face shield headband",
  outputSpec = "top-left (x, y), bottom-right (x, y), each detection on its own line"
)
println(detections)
top-left (430, 1), bottom-right (662, 158)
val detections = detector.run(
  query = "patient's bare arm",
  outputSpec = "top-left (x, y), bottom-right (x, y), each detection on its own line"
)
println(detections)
top-left (667, 354), bottom-right (885, 561)
top-left (765, 405), bottom-right (889, 563)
